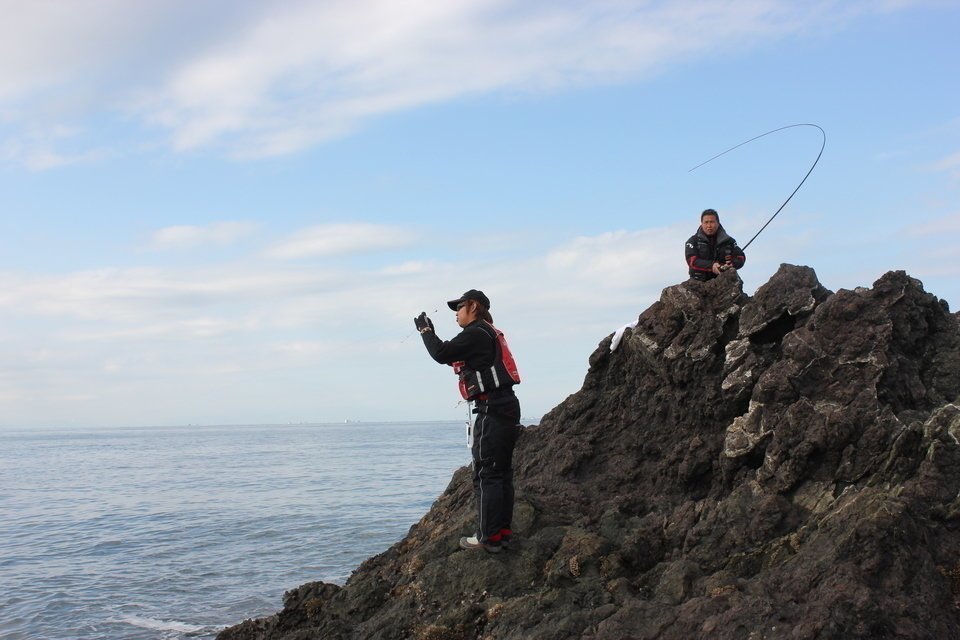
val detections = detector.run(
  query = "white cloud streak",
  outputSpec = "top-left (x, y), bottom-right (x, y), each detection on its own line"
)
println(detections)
top-left (905, 212), bottom-right (960, 237)
top-left (0, 223), bottom-right (678, 425)
top-left (0, 0), bottom-right (930, 163)
top-left (0, 124), bottom-right (107, 170)
top-left (931, 151), bottom-right (960, 180)
top-left (264, 223), bottom-right (417, 259)
top-left (2, 210), bottom-right (955, 427)
top-left (151, 221), bottom-right (259, 250)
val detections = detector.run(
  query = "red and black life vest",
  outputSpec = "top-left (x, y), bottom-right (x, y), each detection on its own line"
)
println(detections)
top-left (453, 322), bottom-right (520, 401)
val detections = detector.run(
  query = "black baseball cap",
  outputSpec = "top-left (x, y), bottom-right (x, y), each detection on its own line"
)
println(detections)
top-left (447, 289), bottom-right (490, 311)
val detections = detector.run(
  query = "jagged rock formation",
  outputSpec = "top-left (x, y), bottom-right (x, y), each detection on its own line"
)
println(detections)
top-left (219, 265), bottom-right (960, 640)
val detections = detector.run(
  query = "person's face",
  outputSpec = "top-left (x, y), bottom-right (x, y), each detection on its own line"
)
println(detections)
top-left (700, 214), bottom-right (719, 236)
top-left (455, 300), bottom-right (477, 327)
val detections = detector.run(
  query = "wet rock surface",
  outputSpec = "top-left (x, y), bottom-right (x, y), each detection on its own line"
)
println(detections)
top-left (219, 265), bottom-right (960, 640)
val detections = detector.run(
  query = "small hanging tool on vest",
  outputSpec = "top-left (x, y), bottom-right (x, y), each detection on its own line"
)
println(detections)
top-left (463, 399), bottom-right (474, 448)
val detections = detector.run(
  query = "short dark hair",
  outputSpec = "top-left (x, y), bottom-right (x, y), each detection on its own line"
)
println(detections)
top-left (701, 208), bottom-right (719, 221)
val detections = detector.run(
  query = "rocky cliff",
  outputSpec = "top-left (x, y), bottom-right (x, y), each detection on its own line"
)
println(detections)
top-left (219, 265), bottom-right (960, 640)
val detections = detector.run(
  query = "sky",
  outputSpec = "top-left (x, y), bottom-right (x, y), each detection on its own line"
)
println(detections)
top-left (0, 0), bottom-right (958, 428)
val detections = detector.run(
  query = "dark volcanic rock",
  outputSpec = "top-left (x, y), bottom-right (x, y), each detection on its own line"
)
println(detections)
top-left (219, 265), bottom-right (960, 640)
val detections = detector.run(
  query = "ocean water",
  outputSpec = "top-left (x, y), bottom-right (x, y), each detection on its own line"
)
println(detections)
top-left (0, 422), bottom-right (471, 640)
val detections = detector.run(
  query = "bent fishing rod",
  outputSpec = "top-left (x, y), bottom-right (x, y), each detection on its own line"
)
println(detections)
top-left (689, 123), bottom-right (826, 251)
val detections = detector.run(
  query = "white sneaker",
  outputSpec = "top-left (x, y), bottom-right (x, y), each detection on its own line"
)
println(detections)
top-left (459, 536), bottom-right (501, 553)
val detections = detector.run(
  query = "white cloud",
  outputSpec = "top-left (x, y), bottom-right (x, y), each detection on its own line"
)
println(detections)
top-left (379, 261), bottom-right (436, 276)
top-left (140, 0), bottom-right (804, 156)
top-left (61, 317), bottom-right (253, 342)
top-left (264, 223), bottom-right (417, 259)
top-left (904, 212), bottom-right (960, 237)
top-left (0, 223), bottom-right (686, 426)
top-left (2, 208), bottom-right (956, 427)
top-left (0, 1), bottom-right (132, 103)
top-left (0, 266), bottom-right (340, 323)
top-left (931, 151), bottom-right (960, 179)
top-left (0, 123), bottom-right (108, 170)
top-left (151, 221), bottom-right (259, 250)
top-left (546, 227), bottom-right (684, 287)
top-left (0, 0), bottom-right (931, 163)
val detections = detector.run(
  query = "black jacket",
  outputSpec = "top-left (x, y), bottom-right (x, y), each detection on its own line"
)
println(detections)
top-left (421, 319), bottom-right (496, 370)
top-left (422, 319), bottom-right (519, 407)
top-left (685, 225), bottom-right (746, 280)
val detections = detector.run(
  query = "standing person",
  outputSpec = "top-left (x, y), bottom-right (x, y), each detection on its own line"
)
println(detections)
top-left (414, 289), bottom-right (521, 553)
top-left (685, 208), bottom-right (746, 281)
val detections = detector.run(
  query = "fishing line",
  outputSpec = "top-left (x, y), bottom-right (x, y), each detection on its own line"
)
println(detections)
top-left (688, 123), bottom-right (826, 250)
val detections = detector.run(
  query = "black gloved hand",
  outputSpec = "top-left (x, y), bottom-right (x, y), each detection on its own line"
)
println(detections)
top-left (414, 312), bottom-right (434, 333)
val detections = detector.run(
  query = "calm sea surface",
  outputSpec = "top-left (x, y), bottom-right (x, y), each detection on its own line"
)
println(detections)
top-left (0, 422), bottom-right (471, 640)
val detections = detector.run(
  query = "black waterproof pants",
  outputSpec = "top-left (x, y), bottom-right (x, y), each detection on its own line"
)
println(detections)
top-left (472, 397), bottom-right (521, 542)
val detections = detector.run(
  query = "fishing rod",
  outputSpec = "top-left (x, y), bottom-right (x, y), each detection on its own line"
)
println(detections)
top-left (689, 123), bottom-right (826, 251)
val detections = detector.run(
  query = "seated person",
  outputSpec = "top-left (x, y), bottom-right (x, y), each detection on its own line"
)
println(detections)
top-left (685, 208), bottom-right (745, 281)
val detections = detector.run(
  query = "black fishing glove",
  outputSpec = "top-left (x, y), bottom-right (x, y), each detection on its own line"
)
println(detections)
top-left (414, 312), bottom-right (434, 333)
